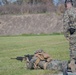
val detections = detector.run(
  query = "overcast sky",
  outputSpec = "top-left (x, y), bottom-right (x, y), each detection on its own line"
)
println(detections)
top-left (53, 0), bottom-right (59, 5)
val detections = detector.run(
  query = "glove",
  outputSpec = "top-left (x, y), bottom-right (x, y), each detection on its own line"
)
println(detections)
top-left (68, 28), bottom-right (75, 35)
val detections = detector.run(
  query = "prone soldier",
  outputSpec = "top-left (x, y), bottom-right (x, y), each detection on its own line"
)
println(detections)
top-left (25, 49), bottom-right (68, 73)
top-left (11, 49), bottom-right (69, 75)
top-left (11, 49), bottom-right (76, 75)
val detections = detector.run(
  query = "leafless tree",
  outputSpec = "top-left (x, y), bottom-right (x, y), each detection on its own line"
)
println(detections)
top-left (0, 0), bottom-right (56, 15)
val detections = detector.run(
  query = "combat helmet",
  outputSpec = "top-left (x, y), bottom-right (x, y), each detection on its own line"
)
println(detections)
top-left (34, 49), bottom-right (44, 54)
top-left (65, 0), bottom-right (73, 6)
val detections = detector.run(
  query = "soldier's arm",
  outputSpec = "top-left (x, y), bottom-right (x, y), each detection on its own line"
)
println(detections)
top-left (63, 11), bottom-right (70, 39)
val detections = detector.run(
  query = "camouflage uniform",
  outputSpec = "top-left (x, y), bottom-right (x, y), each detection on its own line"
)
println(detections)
top-left (63, 6), bottom-right (76, 59)
top-left (26, 49), bottom-right (67, 71)
top-left (26, 57), bottom-right (68, 71)
top-left (38, 60), bottom-right (67, 71)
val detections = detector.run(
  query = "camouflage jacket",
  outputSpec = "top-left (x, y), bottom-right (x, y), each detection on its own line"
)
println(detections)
top-left (63, 7), bottom-right (76, 38)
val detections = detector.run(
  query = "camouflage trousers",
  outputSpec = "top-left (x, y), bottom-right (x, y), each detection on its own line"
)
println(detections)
top-left (38, 60), bottom-right (67, 71)
top-left (26, 57), bottom-right (67, 70)
top-left (69, 34), bottom-right (76, 59)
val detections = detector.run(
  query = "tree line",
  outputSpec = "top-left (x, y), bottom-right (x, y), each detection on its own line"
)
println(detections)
top-left (0, 0), bottom-right (66, 15)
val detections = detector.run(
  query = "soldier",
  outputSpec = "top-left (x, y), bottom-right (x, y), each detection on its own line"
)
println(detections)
top-left (63, 0), bottom-right (76, 72)
top-left (26, 49), bottom-right (52, 69)
top-left (25, 50), bottom-right (67, 70)
top-left (63, 0), bottom-right (76, 60)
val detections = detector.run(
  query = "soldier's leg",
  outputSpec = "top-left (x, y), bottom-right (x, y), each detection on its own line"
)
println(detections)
top-left (69, 36), bottom-right (76, 59)
top-left (38, 61), bottom-right (47, 69)
top-left (46, 60), bottom-right (64, 70)
top-left (69, 36), bottom-right (76, 72)
top-left (69, 42), bottom-right (73, 59)
top-left (63, 67), bottom-right (68, 75)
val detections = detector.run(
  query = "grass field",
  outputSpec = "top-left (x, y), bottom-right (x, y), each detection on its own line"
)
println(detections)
top-left (0, 34), bottom-right (70, 75)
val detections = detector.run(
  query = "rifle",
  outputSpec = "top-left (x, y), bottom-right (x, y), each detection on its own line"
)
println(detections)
top-left (11, 54), bottom-right (34, 62)
top-left (11, 57), bottom-right (25, 62)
